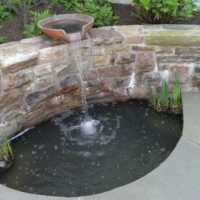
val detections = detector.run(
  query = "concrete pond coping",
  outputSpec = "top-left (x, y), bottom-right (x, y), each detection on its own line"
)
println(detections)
top-left (0, 91), bottom-right (200, 200)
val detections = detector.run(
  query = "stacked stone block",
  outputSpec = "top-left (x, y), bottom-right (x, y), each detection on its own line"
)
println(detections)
top-left (0, 24), bottom-right (200, 136)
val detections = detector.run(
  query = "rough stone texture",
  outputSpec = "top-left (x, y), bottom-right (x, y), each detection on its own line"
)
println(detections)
top-left (34, 63), bottom-right (53, 77)
top-left (90, 28), bottom-right (124, 45)
top-left (145, 29), bottom-right (200, 46)
top-left (54, 61), bottom-right (78, 77)
top-left (25, 86), bottom-right (57, 108)
top-left (98, 65), bottom-right (133, 78)
top-left (129, 86), bottom-right (148, 99)
top-left (175, 48), bottom-right (200, 56)
top-left (135, 52), bottom-right (155, 72)
top-left (0, 89), bottom-right (23, 109)
top-left (113, 87), bottom-right (128, 98)
top-left (93, 54), bottom-right (112, 67)
top-left (38, 45), bottom-right (68, 63)
top-left (157, 56), bottom-right (200, 64)
top-left (1, 25), bottom-right (200, 137)
top-left (100, 78), bottom-right (113, 92)
top-left (3, 69), bottom-right (33, 91)
top-left (84, 80), bottom-right (100, 97)
top-left (0, 52), bottom-right (38, 73)
top-left (59, 74), bottom-right (80, 90)
top-left (113, 76), bottom-right (131, 89)
top-left (83, 70), bottom-right (97, 81)
top-left (111, 52), bottom-right (135, 65)
top-left (115, 25), bottom-right (143, 44)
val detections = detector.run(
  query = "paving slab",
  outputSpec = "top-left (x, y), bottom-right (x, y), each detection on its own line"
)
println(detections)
top-left (83, 137), bottom-right (200, 200)
top-left (0, 184), bottom-right (79, 200)
top-left (182, 91), bottom-right (200, 144)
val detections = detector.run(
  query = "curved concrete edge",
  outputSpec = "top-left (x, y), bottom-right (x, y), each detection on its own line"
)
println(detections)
top-left (83, 137), bottom-right (200, 200)
top-left (182, 92), bottom-right (200, 145)
top-left (1, 91), bottom-right (200, 200)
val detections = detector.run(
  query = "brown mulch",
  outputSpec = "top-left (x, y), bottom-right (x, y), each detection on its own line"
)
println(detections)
top-left (1, 2), bottom-right (200, 43)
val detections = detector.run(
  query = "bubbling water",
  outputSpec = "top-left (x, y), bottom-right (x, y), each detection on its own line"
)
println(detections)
top-left (53, 107), bottom-right (120, 146)
top-left (80, 119), bottom-right (99, 137)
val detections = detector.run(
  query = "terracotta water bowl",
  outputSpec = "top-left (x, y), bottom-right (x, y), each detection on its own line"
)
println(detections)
top-left (38, 14), bottom-right (94, 42)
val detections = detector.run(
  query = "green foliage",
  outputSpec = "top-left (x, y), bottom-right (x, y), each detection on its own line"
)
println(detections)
top-left (171, 76), bottom-right (182, 112)
top-left (0, 35), bottom-right (7, 44)
top-left (0, 134), bottom-right (13, 162)
top-left (149, 77), bottom-right (182, 114)
top-left (2, 0), bottom-right (39, 25)
top-left (150, 80), bottom-right (169, 112)
top-left (23, 10), bottom-right (52, 37)
top-left (51, 0), bottom-right (81, 10)
top-left (134, 0), bottom-right (197, 23)
top-left (0, 2), bottom-right (12, 22)
top-left (75, 0), bottom-right (118, 27)
top-left (51, 0), bottom-right (117, 27)
top-left (157, 80), bottom-right (169, 109)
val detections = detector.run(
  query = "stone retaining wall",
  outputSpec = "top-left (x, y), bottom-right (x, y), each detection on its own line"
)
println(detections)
top-left (0, 25), bottom-right (200, 136)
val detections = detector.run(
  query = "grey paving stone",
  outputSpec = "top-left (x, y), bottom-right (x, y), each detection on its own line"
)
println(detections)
top-left (182, 91), bottom-right (200, 144)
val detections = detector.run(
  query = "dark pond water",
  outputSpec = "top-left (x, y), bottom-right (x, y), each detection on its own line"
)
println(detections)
top-left (46, 20), bottom-right (86, 33)
top-left (0, 101), bottom-right (183, 197)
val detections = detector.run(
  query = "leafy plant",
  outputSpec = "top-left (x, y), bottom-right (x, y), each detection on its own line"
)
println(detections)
top-left (158, 80), bottom-right (169, 108)
top-left (171, 76), bottom-right (182, 112)
top-left (133, 0), bottom-right (197, 23)
top-left (23, 10), bottom-right (52, 37)
top-left (0, 2), bottom-right (12, 22)
top-left (75, 0), bottom-right (118, 27)
top-left (51, 0), bottom-right (81, 10)
top-left (151, 80), bottom-right (169, 112)
top-left (0, 35), bottom-right (7, 44)
top-left (51, 0), bottom-right (117, 27)
top-left (0, 134), bottom-right (13, 162)
top-left (149, 77), bottom-right (182, 114)
top-left (2, 0), bottom-right (40, 25)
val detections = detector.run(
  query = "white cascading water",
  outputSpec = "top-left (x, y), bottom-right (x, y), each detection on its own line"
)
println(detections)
top-left (68, 34), bottom-right (99, 137)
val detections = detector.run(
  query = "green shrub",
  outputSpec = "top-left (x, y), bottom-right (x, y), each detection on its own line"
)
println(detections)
top-left (0, 35), bottom-right (7, 44)
top-left (75, 0), bottom-right (118, 27)
top-left (151, 80), bottom-right (169, 112)
top-left (0, 2), bottom-right (12, 22)
top-left (23, 10), bottom-right (52, 37)
top-left (133, 0), bottom-right (197, 23)
top-left (51, 0), bottom-right (117, 27)
top-left (2, 0), bottom-right (40, 25)
top-left (149, 77), bottom-right (182, 114)
top-left (51, 0), bottom-right (81, 10)
top-left (171, 76), bottom-right (182, 113)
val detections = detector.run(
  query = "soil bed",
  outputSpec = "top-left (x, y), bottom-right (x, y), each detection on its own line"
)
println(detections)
top-left (1, 2), bottom-right (200, 42)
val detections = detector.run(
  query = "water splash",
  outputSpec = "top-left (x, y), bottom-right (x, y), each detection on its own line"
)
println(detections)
top-left (52, 109), bottom-right (120, 146)
top-left (80, 119), bottom-right (99, 137)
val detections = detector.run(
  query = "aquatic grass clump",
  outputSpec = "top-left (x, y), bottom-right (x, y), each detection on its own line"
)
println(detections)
top-left (0, 134), bottom-right (13, 164)
top-left (171, 77), bottom-right (182, 113)
top-left (150, 76), bottom-right (182, 114)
